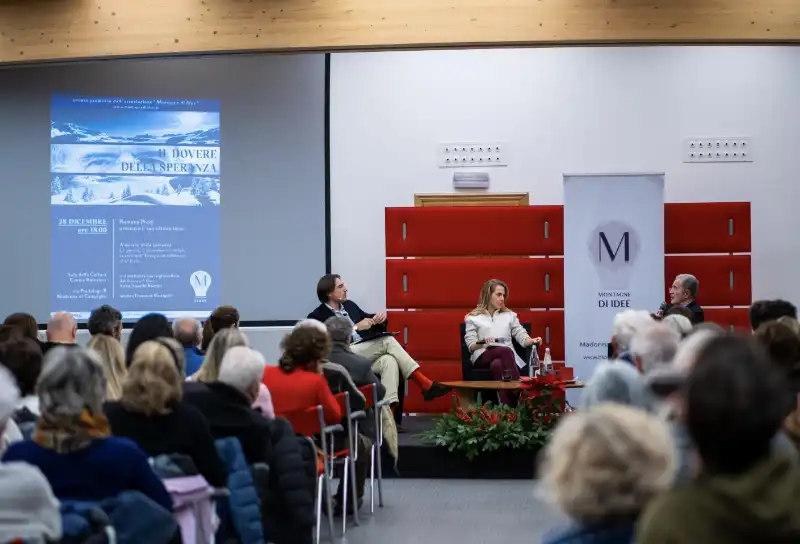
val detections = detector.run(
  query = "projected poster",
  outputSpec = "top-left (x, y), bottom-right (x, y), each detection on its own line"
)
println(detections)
top-left (50, 95), bottom-right (220, 320)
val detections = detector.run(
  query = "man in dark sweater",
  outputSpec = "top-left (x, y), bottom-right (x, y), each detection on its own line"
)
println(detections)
top-left (667, 274), bottom-right (704, 325)
top-left (182, 346), bottom-right (315, 544)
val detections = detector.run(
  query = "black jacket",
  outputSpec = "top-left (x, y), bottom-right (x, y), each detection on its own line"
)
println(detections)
top-left (328, 343), bottom-right (385, 440)
top-left (104, 400), bottom-right (227, 488)
top-left (666, 301), bottom-right (705, 325)
top-left (329, 343), bottom-right (386, 400)
top-left (182, 381), bottom-right (315, 543)
top-left (308, 300), bottom-right (388, 343)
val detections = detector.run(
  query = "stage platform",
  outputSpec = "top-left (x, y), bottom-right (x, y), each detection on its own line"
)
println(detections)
top-left (381, 415), bottom-right (539, 480)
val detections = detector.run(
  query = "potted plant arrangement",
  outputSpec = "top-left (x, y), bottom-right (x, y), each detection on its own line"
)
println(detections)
top-left (419, 385), bottom-right (566, 478)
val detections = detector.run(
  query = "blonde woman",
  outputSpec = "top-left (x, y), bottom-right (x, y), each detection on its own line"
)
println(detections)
top-left (464, 279), bottom-right (541, 405)
top-left (189, 328), bottom-right (275, 418)
top-left (540, 404), bottom-right (677, 544)
top-left (104, 339), bottom-right (226, 488)
top-left (191, 327), bottom-right (248, 383)
top-left (87, 334), bottom-right (127, 401)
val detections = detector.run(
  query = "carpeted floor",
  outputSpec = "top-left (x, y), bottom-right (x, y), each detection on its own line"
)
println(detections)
top-left (324, 478), bottom-right (564, 544)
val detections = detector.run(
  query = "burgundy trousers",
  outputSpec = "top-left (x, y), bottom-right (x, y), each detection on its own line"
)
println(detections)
top-left (474, 346), bottom-right (520, 406)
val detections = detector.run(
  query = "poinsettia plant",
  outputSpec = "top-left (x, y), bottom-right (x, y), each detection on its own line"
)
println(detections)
top-left (420, 387), bottom-right (566, 461)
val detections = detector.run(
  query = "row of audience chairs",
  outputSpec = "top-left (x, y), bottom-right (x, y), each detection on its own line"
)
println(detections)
top-left (284, 385), bottom-right (390, 542)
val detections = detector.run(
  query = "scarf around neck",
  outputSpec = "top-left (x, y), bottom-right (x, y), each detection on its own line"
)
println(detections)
top-left (33, 409), bottom-right (111, 454)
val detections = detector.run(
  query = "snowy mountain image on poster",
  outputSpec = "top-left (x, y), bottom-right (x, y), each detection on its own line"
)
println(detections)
top-left (50, 175), bottom-right (220, 206)
top-left (50, 109), bottom-right (220, 146)
top-left (50, 96), bottom-right (220, 207)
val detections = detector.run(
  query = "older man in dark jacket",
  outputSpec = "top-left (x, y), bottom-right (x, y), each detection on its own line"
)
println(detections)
top-left (182, 346), bottom-right (315, 544)
top-left (324, 316), bottom-right (386, 406)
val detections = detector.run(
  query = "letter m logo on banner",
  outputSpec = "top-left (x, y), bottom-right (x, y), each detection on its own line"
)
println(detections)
top-left (598, 231), bottom-right (630, 263)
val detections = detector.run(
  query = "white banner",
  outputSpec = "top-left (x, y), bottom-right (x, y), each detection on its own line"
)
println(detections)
top-left (563, 173), bottom-right (665, 384)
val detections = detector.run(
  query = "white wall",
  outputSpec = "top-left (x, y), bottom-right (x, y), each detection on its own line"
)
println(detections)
top-left (330, 46), bottom-right (800, 312)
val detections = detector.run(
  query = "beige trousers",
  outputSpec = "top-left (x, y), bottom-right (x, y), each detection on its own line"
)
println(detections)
top-left (351, 335), bottom-right (419, 404)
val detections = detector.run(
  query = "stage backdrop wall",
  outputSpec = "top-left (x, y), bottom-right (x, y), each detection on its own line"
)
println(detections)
top-left (329, 46), bottom-right (800, 313)
top-left (563, 173), bottom-right (665, 383)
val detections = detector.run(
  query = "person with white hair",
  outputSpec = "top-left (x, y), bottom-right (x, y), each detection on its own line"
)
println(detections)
top-left (666, 273), bottom-right (704, 325)
top-left (647, 329), bottom-right (798, 484)
top-left (630, 323), bottom-right (681, 375)
top-left (610, 309), bottom-right (655, 363)
top-left (662, 314), bottom-right (693, 338)
top-left (0, 365), bottom-right (62, 543)
top-left (581, 360), bottom-right (653, 412)
top-left (540, 404), bottom-right (676, 544)
top-left (183, 346), bottom-right (316, 542)
top-left (2, 347), bottom-right (172, 510)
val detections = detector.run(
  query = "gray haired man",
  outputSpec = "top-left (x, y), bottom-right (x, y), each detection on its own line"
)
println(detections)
top-left (668, 274), bottom-right (704, 325)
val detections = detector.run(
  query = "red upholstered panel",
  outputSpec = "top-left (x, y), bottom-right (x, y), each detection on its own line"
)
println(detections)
top-left (665, 202), bottom-right (750, 254)
top-left (518, 310), bottom-right (566, 361)
top-left (404, 363), bottom-right (461, 414)
top-left (704, 308), bottom-right (751, 332)
top-left (388, 310), bottom-right (470, 360)
top-left (387, 309), bottom-right (565, 361)
top-left (664, 255), bottom-right (751, 307)
top-left (386, 258), bottom-right (564, 309)
top-left (385, 206), bottom-right (564, 257)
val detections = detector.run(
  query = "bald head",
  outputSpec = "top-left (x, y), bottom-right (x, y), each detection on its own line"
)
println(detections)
top-left (173, 317), bottom-right (201, 348)
top-left (47, 312), bottom-right (77, 344)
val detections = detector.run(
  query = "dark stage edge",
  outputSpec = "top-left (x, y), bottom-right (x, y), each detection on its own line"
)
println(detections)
top-left (380, 415), bottom-right (539, 480)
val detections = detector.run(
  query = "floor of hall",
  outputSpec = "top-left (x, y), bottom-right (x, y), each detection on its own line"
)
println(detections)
top-left (331, 478), bottom-right (564, 544)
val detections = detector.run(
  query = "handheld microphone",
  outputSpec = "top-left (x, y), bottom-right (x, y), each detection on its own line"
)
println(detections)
top-left (659, 301), bottom-right (669, 313)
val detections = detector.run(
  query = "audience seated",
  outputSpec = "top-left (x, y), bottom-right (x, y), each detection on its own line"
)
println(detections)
top-left (173, 317), bottom-right (205, 376)
top-left (540, 404), bottom-right (676, 544)
top-left (87, 304), bottom-right (123, 340)
top-left (309, 274), bottom-right (450, 406)
top-left (630, 322), bottom-right (680, 375)
top-left (190, 326), bottom-right (274, 417)
top-left (609, 310), bottom-right (654, 363)
top-left (264, 320), bottom-right (341, 425)
top-left (663, 304), bottom-right (694, 321)
top-left (2, 311), bottom-right (40, 343)
top-left (104, 339), bottom-right (226, 488)
top-left (580, 360), bottom-right (652, 412)
top-left (661, 314), bottom-right (692, 338)
top-left (0, 365), bottom-right (61, 543)
top-left (42, 312), bottom-right (78, 354)
top-left (191, 327), bottom-right (248, 382)
top-left (201, 305), bottom-right (240, 352)
top-left (2, 346), bottom-right (172, 509)
top-left (87, 334), bottom-right (127, 401)
top-left (749, 299), bottom-right (798, 331)
top-left (324, 316), bottom-right (386, 403)
top-left (183, 346), bottom-right (315, 543)
top-left (755, 318), bottom-right (800, 453)
top-left (637, 335), bottom-right (800, 542)
top-left (463, 279), bottom-right (542, 406)
top-left (125, 312), bottom-right (173, 367)
top-left (0, 330), bottom-right (43, 433)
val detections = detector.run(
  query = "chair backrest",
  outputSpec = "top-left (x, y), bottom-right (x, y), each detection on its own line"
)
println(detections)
top-left (283, 405), bottom-right (325, 437)
top-left (358, 384), bottom-right (376, 409)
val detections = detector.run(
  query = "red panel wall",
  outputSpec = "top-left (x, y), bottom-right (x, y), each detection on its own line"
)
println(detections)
top-left (385, 202), bottom-right (751, 414)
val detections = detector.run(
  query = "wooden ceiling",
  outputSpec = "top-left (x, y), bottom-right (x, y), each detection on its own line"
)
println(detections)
top-left (1, 0), bottom-right (799, 63)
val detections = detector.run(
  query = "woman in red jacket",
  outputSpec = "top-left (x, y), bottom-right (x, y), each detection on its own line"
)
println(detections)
top-left (263, 321), bottom-right (341, 425)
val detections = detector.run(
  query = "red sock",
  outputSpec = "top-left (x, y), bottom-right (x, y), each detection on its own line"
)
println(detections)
top-left (409, 369), bottom-right (433, 392)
